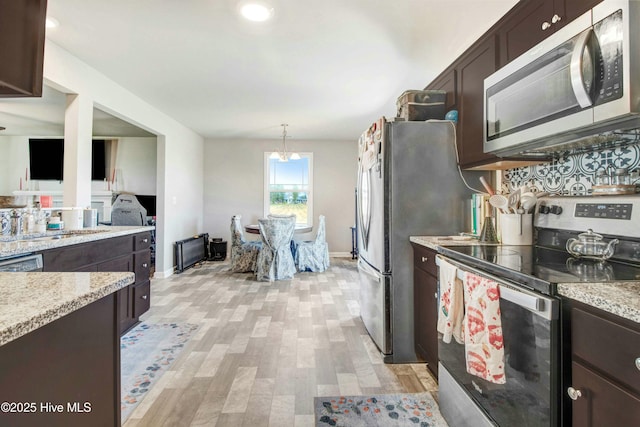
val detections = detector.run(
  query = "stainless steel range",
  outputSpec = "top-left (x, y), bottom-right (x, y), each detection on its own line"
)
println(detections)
top-left (435, 194), bottom-right (640, 427)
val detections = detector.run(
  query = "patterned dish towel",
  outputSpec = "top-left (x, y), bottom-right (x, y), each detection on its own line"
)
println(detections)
top-left (463, 272), bottom-right (506, 384)
top-left (436, 258), bottom-right (464, 344)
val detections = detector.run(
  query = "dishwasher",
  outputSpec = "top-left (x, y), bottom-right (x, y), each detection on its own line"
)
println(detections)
top-left (0, 254), bottom-right (43, 272)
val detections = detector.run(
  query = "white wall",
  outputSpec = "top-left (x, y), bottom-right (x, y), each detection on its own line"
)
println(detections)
top-left (203, 138), bottom-right (358, 255)
top-left (114, 137), bottom-right (157, 194)
top-left (43, 41), bottom-right (204, 277)
top-left (0, 136), bottom-right (157, 195)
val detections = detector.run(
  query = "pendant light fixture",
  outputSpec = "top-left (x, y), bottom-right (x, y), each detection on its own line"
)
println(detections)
top-left (270, 124), bottom-right (300, 162)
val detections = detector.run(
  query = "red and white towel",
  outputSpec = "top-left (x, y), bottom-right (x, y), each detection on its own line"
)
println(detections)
top-left (436, 258), bottom-right (464, 344)
top-left (462, 272), bottom-right (506, 384)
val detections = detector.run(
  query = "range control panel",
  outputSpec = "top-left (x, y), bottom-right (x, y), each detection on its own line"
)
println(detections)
top-left (575, 203), bottom-right (632, 220)
top-left (534, 195), bottom-right (640, 238)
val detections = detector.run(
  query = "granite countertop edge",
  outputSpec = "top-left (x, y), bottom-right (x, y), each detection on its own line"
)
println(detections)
top-left (410, 235), bottom-right (640, 324)
top-left (0, 272), bottom-right (134, 347)
top-left (0, 225), bottom-right (155, 259)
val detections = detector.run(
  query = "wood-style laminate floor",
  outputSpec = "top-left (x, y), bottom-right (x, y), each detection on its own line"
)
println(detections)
top-left (123, 257), bottom-right (438, 427)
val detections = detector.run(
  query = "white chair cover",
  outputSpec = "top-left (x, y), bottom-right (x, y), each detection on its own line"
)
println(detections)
top-left (230, 215), bottom-right (261, 273)
top-left (256, 217), bottom-right (296, 281)
top-left (295, 215), bottom-right (330, 272)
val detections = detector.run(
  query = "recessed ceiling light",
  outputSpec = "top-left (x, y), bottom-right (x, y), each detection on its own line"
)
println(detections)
top-left (46, 17), bottom-right (59, 28)
top-left (239, 2), bottom-right (274, 22)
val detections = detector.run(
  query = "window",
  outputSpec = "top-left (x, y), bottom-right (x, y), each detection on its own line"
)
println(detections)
top-left (264, 153), bottom-right (313, 225)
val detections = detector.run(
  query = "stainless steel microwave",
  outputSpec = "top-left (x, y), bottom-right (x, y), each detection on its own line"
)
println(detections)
top-left (484, 0), bottom-right (640, 158)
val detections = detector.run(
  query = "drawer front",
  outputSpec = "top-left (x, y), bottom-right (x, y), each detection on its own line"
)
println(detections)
top-left (41, 235), bottom-right (132, 272)
top-left (412, 243), bottom-right (438, 276)
top-left (134, 251), bottom-right (151, 283)
top-left (133, 281), bottom-right (151, 318)
top-left (134, 232), bottom-right (152, 251)
top-left (571, 362), bottom-right (640, 427)
top-left (572, 306), bottom-right (640, 395)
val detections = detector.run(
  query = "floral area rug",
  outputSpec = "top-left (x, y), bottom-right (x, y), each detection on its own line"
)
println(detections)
top-left (120, 323), bottom-right (198, 422)
top-left (314, 393), bottom-right (449, 427)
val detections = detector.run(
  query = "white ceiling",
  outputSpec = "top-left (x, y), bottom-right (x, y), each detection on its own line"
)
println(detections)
top-left (1, 0), bottom-right (518, 140)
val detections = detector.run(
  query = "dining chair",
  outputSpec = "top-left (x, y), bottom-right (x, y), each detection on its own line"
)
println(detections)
top-left (256, 216), bottom-right (296, 281)
top-left (294, 215), bottom-right (330, 272)
top-left (230, 215), bottom-right (262, 273)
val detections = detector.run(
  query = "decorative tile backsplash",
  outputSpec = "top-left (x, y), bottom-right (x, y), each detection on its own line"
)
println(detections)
top-left (502, 143), bottom-right (640, 195)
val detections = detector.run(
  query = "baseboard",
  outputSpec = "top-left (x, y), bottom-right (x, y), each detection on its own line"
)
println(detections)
top-left (154, 267), bottom-right (175, 279)
top-left (329, 252), bottom-right (353, 258)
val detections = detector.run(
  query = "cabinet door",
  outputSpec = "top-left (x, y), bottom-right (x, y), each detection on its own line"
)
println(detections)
top-left (571, 362), bottom-right (640, 427)
top-left (427, 68), bottom-right (457, 111)
top-left (132, 281), bottom-right (151, 319)
top-left (561, 0), bottom-right (603, 29)
top-left (414, 267), bottom-right (438, 379)
top-left (0, 0), bottom-right (46, 97)
top-left (497, 0), bottom-right (555, 67)
top-left (134, 250), bottom-right (151, 284)
top-left (456, 35), bottom-right (500, 168)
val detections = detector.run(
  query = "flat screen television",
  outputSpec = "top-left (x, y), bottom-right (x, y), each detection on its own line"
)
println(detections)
top-left (135, 195), bottom-right (156, 217)
top-left (28, 138), bottom-right (108, 181)
top-left (28, 138), bottom-right (63, 180)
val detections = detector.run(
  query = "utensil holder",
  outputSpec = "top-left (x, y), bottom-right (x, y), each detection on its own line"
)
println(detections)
top-left (500, 213), bottom-right (533, 245)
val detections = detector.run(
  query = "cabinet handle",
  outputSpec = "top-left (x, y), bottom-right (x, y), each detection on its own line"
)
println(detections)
top-left (142, 295), bottom-right (148, 300)
top-left (636, 357), bottom-right (640, 371)
top-left (143, 238), bottom-right (149, 243)
top-left (434, 292), bottom-right (438, 300)
top-left (567, 387), bottom-right (582, 400)
top-left (142, 263), bottom-right (148, 268)
top-left (542, 21), bottom-right (552, 31)
top-left (421, 256), bottom-right (428, 263)
top-left (551, 14), bottom-right (562, 24)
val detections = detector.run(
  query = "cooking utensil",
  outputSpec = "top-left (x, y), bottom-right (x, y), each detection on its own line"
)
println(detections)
top-left (507, 189), bottom-right (521, 214)
top-left (489, 194), bottom-right (508, 214)
top-left (479, 176), bottom-right (496, 196)
top-left (520, 192), bottom-right (537, 213)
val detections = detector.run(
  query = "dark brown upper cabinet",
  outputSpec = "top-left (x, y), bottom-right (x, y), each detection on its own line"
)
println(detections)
top-left (498, 0), bottom-right (603, 67)
top-left (0, 0), bottom-right (48, 97)
top-left (455, 36), bottom-right (499, 168)
top-left (423, 0), bottom-right (604, 169)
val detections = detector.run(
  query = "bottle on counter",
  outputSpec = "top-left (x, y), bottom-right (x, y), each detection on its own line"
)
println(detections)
top-left (34, 202), bottom-right (46, 233)
top-left (24, 208), bottom-right (35, 233)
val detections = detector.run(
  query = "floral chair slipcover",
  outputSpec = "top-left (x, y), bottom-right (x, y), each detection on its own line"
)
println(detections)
top-left (256, 217), bottom-right (296, 281)
top-left (295, 215), bottom-right (330, 272)
top-left (230, 215), bottom-right (262, 273)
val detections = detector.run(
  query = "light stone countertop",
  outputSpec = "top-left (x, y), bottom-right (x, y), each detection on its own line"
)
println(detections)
top-left (0, 271), bottom-right (134, 346)
top-left (410, 235), bottom-right (499, 251)
top-left (557, 282), bottom-right (640, 323)
top-left (0, 225), bottom-right (154, 259)
top-left (410, 235), bottom-right (640, 324)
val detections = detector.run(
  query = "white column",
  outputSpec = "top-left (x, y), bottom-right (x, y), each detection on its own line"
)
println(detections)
top-left (63, 93), bottom-right (93, 208)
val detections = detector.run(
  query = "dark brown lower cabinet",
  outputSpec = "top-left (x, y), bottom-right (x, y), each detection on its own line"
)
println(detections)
top-left (0, 293), bottom-right (120, 427)
top-left (568, 300), bottom-right (640, 426)
top-left (412, 243), bottom-right (439, 379)
top-left (40, 231), bottom-right (152, 334)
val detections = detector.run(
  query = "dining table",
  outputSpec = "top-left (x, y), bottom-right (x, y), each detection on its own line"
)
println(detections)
top-left (244, 224), bottom-right (313, 235)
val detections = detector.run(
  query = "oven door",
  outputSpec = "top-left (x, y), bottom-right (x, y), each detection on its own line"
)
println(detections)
top-left (437, 256), bottom-right (561, 427)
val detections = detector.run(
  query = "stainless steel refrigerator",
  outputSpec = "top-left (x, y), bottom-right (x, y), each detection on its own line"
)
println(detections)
top-left (356, 117), bottom-right (486, 363)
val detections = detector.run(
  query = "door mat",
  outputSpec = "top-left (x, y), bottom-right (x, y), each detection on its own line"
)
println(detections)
top-left (120, 322), bottom-right (198, 422)
top-left (314, 392), bottom-right (449, 426)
